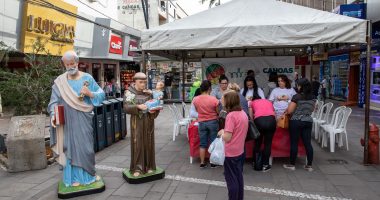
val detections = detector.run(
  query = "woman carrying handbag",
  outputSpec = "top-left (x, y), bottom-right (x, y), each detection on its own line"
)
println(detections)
top-left (249, 94), bottom-right (277, 172)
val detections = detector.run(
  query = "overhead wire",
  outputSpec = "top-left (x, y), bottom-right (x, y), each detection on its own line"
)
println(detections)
top-left (26, 0), bottom-right (139, 37)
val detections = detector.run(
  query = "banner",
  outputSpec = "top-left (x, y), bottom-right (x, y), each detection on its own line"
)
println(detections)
top-left (201, 57), bottom-right (295, 89)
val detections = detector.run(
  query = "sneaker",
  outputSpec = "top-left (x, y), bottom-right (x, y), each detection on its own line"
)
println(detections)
top-left (200, 163), bottom-right (207, 169)
top-left (304, 165), bottom-right (314, 172)
top-left (210, 164), bottom-right (218, 168)
top-left (283, 164), bottom-right (296, 171)
top-left (262, 165), bottom-right (271, 172)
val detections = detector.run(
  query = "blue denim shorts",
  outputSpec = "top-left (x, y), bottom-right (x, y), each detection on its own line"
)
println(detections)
top-left (198, 119), bottom-right (219, 148)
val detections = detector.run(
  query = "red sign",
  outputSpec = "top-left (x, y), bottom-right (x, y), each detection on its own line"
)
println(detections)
top-left (109, 35), bottom-right (123, 55)
top-left (128, 39), bottom-right (138, 57)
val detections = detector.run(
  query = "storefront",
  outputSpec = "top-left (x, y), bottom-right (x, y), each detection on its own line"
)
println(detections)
top-left (149, 61), bottom-right (202, 102)
top-left (74, 17), bottom-right (141, 95)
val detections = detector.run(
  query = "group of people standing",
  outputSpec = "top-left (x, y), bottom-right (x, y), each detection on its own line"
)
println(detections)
top-left (190, 71), bottom-right (317, 200)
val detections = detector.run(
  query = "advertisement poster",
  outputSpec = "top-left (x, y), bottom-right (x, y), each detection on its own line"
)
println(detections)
top-left (201, 57), bottom-right (295, 89)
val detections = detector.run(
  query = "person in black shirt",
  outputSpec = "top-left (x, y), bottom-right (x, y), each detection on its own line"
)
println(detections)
top-left (311, 76), bottom-right (320, 98)
top-left (283, 78), bottom-right (316, 172)
top-left (164, 72), bottom-right (173, 99)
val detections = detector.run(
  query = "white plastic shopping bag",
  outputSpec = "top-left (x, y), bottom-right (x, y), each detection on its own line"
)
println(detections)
top-left (208, 137), bottom-right (225, 165)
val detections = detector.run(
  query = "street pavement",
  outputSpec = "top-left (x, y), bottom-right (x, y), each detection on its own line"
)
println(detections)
top-left (1, 101), bottom-right (380, 200)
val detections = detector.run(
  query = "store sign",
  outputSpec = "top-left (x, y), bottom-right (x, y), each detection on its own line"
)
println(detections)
top-left (350, 52), bottom-right (361, 65)
top-left (26, 15), bottom-right (75, 43)
top-left (373, 21), bottom-right (380, 39)
top-left (21, 0), bottom-right (77, 56)
top-left (339, 3), bottom-right (366, 19)
top-left (128, 39), bottom-right (138, 57)
top-left (313, 53), bottom-right (328, 61)
top-left (78, 62), bottom-right (89, 69)
top-left (109, 35), bottom-right (123, 55)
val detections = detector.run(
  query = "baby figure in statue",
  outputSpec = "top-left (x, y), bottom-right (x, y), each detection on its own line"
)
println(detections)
top-left (144, 81), bottom-right (164, 111)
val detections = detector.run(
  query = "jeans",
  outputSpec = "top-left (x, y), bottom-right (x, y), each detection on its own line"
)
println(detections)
top-left (198, 119), bottom-right (219, 148)
top-left (224, 154), bottom-right (244, 200)
top-left (253, 116), bottom-right (277, 165)
top-left (289, 120), bottom-right (313, 166)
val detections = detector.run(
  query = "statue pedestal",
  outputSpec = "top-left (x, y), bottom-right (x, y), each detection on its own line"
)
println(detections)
top-left (122, 167), bottom-right (165, 184)
top-left (57, 177), bottom-right (105, 199)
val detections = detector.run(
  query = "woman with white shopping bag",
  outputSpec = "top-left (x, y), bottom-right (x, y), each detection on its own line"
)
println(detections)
top-left (217, 91), bottom-right (248, 200)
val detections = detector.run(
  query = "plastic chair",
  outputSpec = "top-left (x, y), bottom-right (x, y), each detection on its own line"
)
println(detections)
top-left (314, 102), bottom-right (333, 141)
top-left (312, 102), bottom-right (333, 140)
top-left (311, 100), bottom-right (322, 119)
top-left (321, 107), bottom-right (352, 152)
top-left (169, 105), bottom-right (190, 141)
top-left (311, 100), bottom-right (324, 136)
top-left (318, 106), bottom-right (346, 144)
top-left (182, 102), bottom-right (189, 117)
top-left (173, 103), bottom-right (192, 123)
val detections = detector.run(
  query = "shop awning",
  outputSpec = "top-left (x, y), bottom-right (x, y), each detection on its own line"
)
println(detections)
top-left (142, 0), bottom-right (367, 53)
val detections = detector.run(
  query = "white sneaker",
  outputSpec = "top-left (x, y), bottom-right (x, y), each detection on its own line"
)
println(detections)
top-left (304, 165), bottom-right (314, 172)
top-left (283, 164), bottom-right (296, 171)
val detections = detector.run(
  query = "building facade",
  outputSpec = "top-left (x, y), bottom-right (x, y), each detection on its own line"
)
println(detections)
top-left (117, 0), bottom-right (188, 30)
top-left (1, 0), bottom-right (143, 95)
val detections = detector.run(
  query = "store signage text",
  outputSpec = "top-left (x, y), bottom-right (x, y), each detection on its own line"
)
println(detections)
top-left (263, 67), bottom-right (294, 74)
top-left (26, 15), bottom-right (75, 43)
top-left (109, 35), bottom-right (123, 55)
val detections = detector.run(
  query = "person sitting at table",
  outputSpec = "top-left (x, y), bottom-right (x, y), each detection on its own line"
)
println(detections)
top-left (241, 76), bottom-right (265, 101)
top-left (283, 78), bottom-right (316, 172)
top-left (268, 74), bottom-right (297, 119)
top-left (218, 91), bottom-right (248, 200)
top-left (189, 88), bottom-right (201, 119)
top-left (249, 94), bottom-right (276, 172)
top-left (193, 80), bottom-right (220, 168)
top-left (227, 83), bottom-right (249, 116)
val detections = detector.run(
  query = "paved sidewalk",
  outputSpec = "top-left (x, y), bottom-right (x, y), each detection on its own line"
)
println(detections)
top-left (0, 103), bottom-right (380, 200)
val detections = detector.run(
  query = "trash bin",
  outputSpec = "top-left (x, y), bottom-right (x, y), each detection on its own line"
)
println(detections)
top-left (93, 104), bottom-right (106, 152)
top-left (117, 98), bottom-right (127, 139)
top-left (102, 100), bottom-right (114, 147)
top-left (109, 99), bottom-right (121, 142)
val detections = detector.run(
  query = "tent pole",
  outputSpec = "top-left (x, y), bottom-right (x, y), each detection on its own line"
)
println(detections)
top-left (182, 51), bottom-right (186, 117)
top-left (364, 20), bottom-right (372, 165)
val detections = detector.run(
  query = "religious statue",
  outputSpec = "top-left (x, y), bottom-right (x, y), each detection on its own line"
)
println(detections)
top-left (122, 72), bottom-right (164, 184)
top-left (144, 81), bottom-right (165, 111)
top-left (48, 50), bottom-right (105, 198)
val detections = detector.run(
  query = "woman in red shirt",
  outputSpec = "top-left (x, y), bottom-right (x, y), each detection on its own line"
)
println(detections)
top-left (193, 80), bottom-right (220, 168)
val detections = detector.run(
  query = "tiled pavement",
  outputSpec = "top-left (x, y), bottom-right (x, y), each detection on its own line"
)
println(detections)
top-left (1, 101), bottom-right (380, 200)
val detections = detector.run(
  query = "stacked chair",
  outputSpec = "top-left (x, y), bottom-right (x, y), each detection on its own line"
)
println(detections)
top-left (312, 100), bottom-right (352, 153)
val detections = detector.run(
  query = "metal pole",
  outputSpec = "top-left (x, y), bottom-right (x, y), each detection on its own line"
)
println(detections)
top-left (364, 20), bottom-right (372, 165)
top-left (142, 50), bottom-right (146, 74)
top-left (182, 51), bottom-right (186, 117)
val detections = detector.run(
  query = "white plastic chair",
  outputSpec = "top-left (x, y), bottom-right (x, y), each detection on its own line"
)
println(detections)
top-left (182, 102), bottom-right (190, 118)
top-left (313, 102), bottom-right (333, 140)
top-left (169, 105), bottom-right (190, 141)
top-left (318, 106), bottom-right (346, 143)
top-left (311, 100), bottom-right (322, 119)
top-left (321, 107), bottom-right (352, 152)
top-left (314, 102), bottom-right (333, 141)
top-left (173, 103), bottom-right (192, 123)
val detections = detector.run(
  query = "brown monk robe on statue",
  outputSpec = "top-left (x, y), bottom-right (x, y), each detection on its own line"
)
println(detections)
top-left (123, 72), bottom-right (160, 177)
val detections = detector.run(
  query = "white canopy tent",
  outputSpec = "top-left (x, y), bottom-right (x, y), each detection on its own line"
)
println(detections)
top-left (141, 0), bottom-right (372, 163)
top-left (142, 0), bottom-right (367, 53)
